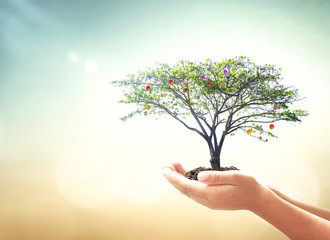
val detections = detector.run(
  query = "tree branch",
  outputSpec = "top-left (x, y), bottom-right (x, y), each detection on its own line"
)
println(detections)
top-left (155, 103), bottom-right (208, 140)
top-left (186, 84), bottom-right (211, 136)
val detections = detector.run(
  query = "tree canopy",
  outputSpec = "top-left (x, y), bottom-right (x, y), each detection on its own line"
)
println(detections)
top-left (110, 56), bottom-right (308, 168)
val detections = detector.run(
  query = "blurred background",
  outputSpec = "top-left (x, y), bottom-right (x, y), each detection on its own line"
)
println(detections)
top-left (0, 0), bottom-right (329, 239)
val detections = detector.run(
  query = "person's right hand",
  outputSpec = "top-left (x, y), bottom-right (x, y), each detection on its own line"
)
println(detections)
top-left (163, 161), bottom-right (279, 194)
top-left (162, 162), bottom-right (330, 240)
top-left (162, 162), bottom-right (271, 211)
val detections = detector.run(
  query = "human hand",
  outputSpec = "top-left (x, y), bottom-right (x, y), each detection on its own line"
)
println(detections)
top-left (162, 163), bottom-right (330, 240)
top-left (161, 162), bottom-right (270, 211)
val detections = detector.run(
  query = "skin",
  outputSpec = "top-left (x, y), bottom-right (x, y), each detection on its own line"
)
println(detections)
top-left (162, 162), bottom-right (330, 240)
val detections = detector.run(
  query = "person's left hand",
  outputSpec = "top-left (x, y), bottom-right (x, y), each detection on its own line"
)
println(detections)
top-left (161, 162), bottom-right (270, 211)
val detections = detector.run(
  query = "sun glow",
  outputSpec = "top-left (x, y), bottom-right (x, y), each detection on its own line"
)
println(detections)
top-left (66, 51), bottom-right (81, 64)
top-left (120, 166), bottom-right (172, 203)
top-left (55, 144), bottom-right (124, 209)
top-left (84, 59), bottom-right (99, 73)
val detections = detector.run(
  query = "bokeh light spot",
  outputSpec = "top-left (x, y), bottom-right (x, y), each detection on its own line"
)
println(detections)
top-left (66, 51), bottom-right (81, 64)
top-left (84, 59), bottom-right (99, 73)
top-left (55, 145), bottom-right (124, 209)
top-left (120, 167), bottom-right (171, 203)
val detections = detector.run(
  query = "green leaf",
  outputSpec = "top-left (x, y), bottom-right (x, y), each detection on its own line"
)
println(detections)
top-left (111, 56), bottom-right (308, 153)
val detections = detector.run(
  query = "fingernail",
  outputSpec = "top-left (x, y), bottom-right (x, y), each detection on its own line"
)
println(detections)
top-left (198, 172), bottom-right (208, 181)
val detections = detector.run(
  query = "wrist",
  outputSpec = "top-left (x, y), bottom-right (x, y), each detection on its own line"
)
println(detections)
top-left (270, 187), bottom-right (294, 203)
top-left (249, 182), bottom-right (275, 213)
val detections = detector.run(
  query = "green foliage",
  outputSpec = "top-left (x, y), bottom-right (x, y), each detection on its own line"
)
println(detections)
top-left (110, 55), bottom-right (308, 144)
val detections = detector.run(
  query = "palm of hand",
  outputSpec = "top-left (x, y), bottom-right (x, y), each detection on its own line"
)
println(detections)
top-left (162, 162), bottom-right (267, 211)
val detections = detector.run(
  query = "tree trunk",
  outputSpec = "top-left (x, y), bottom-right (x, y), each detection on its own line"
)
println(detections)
top-left (210, 156), bottom-right (220, 169)
top-left (209, 131), bottom-right (226, 169)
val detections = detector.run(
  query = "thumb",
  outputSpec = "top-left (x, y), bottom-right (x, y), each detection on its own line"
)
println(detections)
top-left (197, 170), bottom-right (240, 185)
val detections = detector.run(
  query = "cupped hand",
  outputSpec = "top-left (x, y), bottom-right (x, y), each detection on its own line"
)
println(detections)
top-left (162, 162), bottom-right (270, 211)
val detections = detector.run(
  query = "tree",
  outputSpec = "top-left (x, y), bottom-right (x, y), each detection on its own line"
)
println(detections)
top-left (110, 56), bottom-right (308, 169)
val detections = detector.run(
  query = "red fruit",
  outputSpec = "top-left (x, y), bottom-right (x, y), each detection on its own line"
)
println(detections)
top-left (147, 105), bottom-right (150, 110)
top-left (247, 129), bottom-right (252, 135)
top-left (269, 124), bottom-right (274, 130)
top-left (169, 80), bottom-right (173, 84)
top-left (184, 88), bottom-right (188, 93)
top-left (207, 82), bottom-right (211, 87)
top-left (146, 86), bottom-right (150, 90)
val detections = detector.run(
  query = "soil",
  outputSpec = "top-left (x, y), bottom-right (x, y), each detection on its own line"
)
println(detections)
top-left (185, 166), bottom-right (240, 181)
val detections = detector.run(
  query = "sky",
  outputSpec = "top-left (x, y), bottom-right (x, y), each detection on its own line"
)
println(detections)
top-left (0, 0), bottom-right (330, 239)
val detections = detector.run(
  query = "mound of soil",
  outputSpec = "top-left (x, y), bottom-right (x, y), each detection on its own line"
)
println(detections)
top-left (185, 166), bottom-right (240, 181)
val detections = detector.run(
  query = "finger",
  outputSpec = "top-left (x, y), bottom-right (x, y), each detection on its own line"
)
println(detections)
top-left (171, 162), bottom-right (187, 175)
top-left (197, 170), bottom-right (240, 185)
top-left (163, 169), bottom-right (213, 207)
top-left (161, 165), bottom-right (176, 171)
top-left (163, 169), bottom-right (238, 210)
top-left (162, 168), bottom-right (207, 198)
top-left (162, 165), bottom-right (184, 177)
